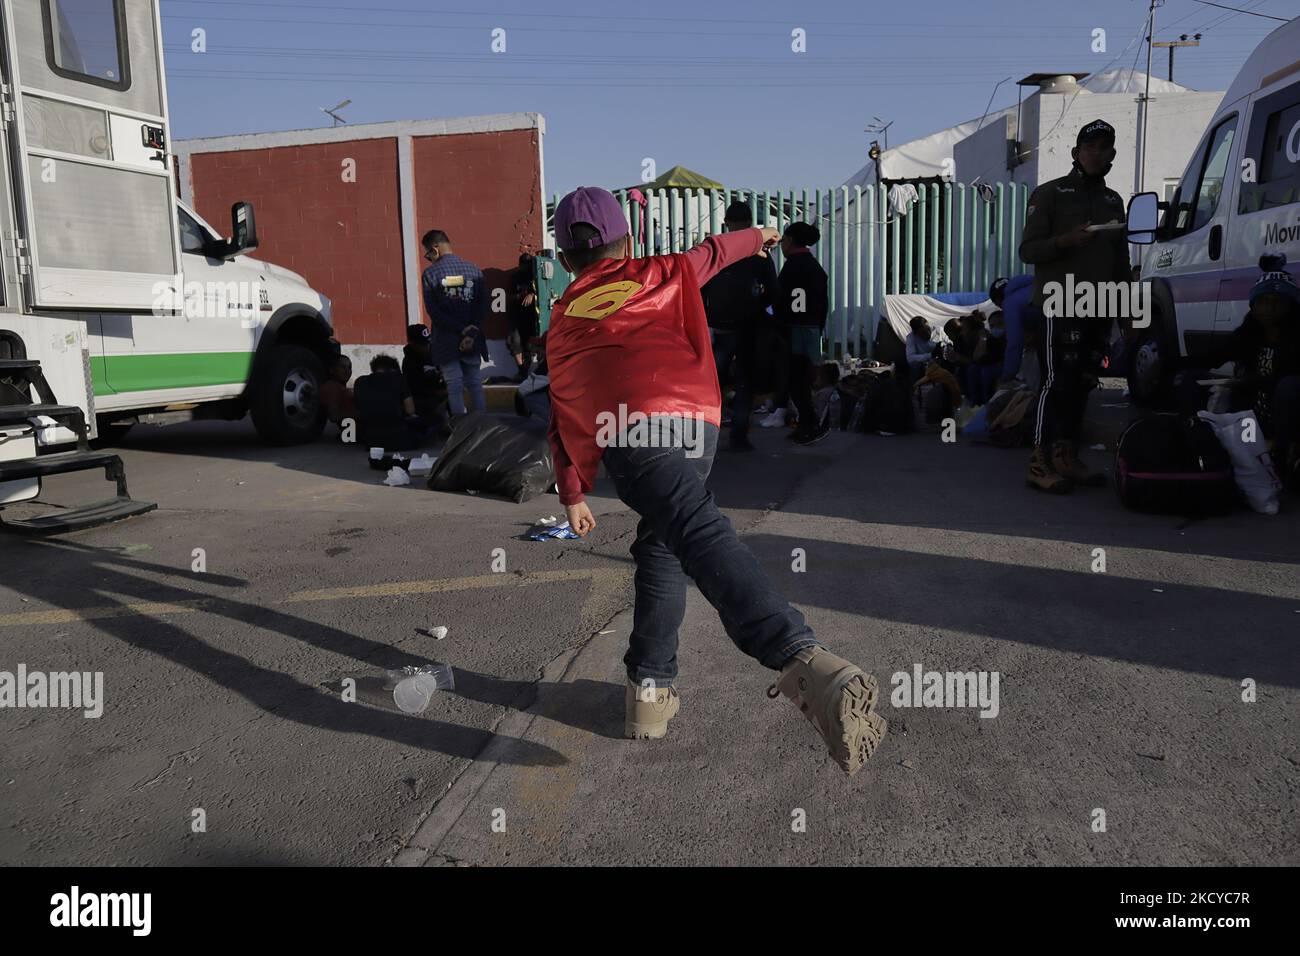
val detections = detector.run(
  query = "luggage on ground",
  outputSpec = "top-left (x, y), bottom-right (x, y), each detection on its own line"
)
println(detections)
top-left (1114, 413), bottom-right (1236, 515)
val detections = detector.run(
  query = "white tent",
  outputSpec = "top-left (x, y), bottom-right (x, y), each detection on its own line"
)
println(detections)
top-left (844, 70), bottom-right (1196, 187)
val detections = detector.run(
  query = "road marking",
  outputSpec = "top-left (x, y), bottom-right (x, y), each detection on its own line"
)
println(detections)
top-left (283, 568), bottom-right (623, 604)
top-left (0, 569), bottom-right (626, 628)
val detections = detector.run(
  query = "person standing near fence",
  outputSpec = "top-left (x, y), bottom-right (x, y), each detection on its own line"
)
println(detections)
top-left (421, 229), bottom-right (489, 419)
top-left (1018, 120), bottom-right (1131, 493)
top-left (701, 201), bottom-right (779, 451)
top-left (774, 222), bottom-right (831, 444)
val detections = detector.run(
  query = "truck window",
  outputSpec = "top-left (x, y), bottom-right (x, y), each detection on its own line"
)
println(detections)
top-left (1165, 116), bottom-right (1236, 238)
top-left (42, 0), bottom-right (130, 91)
top-left (1239, 88), bottom-right (1300, 214)
top-left (1190, 118), bottom-right (1235, 232)
top-left (178, 208), bottom-right (209, 255)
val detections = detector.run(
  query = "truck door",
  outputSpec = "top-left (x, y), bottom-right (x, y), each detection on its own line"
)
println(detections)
top-left (1, 0), bottom-right (181, 311)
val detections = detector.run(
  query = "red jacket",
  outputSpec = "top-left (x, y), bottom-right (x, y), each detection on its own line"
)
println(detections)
top-left (547, 228), bottom-right (766, 505)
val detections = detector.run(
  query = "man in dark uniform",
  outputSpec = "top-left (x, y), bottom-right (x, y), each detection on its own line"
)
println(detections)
top-left (1018, 119), bottom-right (1133, 493)
top-left (701, 201), bottom-right (780, 451)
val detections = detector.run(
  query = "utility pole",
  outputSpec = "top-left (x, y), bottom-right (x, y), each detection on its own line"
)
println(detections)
top-left (1138, 0), bottom-right (1161, 195)
top-left (1152, 33), bottom-right (1200, 82)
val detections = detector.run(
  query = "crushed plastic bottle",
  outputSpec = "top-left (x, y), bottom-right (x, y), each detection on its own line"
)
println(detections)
top-left (385, 663), bottom-right (455, 714)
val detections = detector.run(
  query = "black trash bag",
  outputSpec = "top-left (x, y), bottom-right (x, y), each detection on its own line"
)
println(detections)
top-left (426, 412), bottom-right (555, 503)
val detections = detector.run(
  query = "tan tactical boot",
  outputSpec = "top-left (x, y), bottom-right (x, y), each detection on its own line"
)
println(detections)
top-left (771, 647), bottom-right (887, 776)
top-left (1051, 440), bottom-right (1106, 487)
top-left (625, 679), bottom-right (680, 740)
top-left (1026, 445), bottom-right (1072, 494)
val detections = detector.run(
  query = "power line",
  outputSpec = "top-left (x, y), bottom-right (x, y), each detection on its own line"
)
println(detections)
top-left (1190, 0), bottom-right (1289, 21)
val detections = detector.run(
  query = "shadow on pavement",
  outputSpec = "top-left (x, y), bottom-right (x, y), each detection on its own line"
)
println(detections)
top-left (5, 540), bottom-right (567, 767)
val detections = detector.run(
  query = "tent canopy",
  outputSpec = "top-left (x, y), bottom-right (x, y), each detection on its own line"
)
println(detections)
top-left (628, 165), bottom-right (725, 192)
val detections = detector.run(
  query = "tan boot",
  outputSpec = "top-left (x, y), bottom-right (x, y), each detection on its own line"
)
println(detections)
top-left (1051, 440), bottom-right (1106, 487)
top-left (625, 679), bottom-right (680, 740)
top-left (1026, 445), bottom-right (1072, 494)
top-left (771, 647), bottom-right (887, 776)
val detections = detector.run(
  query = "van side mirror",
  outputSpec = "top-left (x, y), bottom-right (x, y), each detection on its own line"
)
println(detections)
top-left (210, 202), bottom-right (259, 260)
top-left (1127, 192), bottom-right (1159, 245)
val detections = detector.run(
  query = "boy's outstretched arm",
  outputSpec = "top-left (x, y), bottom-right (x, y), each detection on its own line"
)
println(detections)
top-left (547, 407), bottom-right (595, 534)
top-left (684, 227), bottom-right (779, 286)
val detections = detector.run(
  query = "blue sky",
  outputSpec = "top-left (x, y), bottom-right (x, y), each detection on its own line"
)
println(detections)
top-left (160, 0), bottom-right (1291, 196)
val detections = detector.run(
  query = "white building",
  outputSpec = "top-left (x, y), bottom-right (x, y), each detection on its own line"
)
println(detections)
top-left (846, 70), bottom-right (1224, 203)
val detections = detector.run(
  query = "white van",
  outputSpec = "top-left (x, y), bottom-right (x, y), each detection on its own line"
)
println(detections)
top-left (0, 0), bottom-right (334, 531)
top-left (1126, 15), bottom-right (1300, 400)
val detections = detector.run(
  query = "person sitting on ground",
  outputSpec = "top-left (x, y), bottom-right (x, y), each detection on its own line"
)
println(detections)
top-left (905, 316), bottom-right (936, 382)
top-left (968, 310), bottom-right (1006, 405)
top-left (319, 355), bottom-right (357, 433)
top-left (401, 323), bottom-right (450, 435)
top-left (812, 361), bottom-right (841, 431)
top-left (1196, 255), bottom-right (1300, 490)
top-left (353, 354), bottom-right (432, 452)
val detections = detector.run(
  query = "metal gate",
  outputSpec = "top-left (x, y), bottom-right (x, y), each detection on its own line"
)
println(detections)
top-left (544, 182), bottom-right (1032, 355)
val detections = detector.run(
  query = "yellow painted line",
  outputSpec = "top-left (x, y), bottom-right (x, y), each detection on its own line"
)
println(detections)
top-left (284, 568), bottom-right (623, 604)
top-left (0, 599), bottom-right (214, 627)
top-left (0, 569), bottom-right (625, 628)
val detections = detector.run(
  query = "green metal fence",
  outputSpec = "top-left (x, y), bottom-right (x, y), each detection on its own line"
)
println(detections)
top-left (543, 182), bottom-right (1031, 357)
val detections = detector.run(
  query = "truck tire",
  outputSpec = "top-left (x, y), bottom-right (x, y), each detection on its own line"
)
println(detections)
top-left (249, 344), bottom-right (326, 445)
top-left (1127, 307), bottom-right (1174, 408)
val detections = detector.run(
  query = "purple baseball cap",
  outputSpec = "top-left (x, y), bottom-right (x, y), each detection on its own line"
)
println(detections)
top-left (554, 187), bottom-right (629, 252)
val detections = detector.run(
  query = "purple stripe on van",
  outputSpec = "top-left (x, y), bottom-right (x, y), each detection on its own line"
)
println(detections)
top-left (1166, 266), bottom-right (1260, 305)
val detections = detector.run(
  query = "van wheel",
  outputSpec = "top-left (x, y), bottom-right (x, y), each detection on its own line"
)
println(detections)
top-left (250, 345), bottom-right (326, 445)
top-left (1127, 333), bottom-right (1163, 405)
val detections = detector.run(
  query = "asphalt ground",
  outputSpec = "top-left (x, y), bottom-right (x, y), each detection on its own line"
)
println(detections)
top-left (1, 392), bottom-right (1296, 865)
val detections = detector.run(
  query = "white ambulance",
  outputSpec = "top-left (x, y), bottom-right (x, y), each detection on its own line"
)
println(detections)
top-left (1, 0), bottom-right (334, 532)
top-left (1126, 15), bottom-right (1300, 400)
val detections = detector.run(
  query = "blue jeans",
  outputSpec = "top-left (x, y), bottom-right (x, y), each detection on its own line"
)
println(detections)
top-left (601, 418), bottom-right (820, 685)
top-left (440, 358), bottom-right (485, 415)
top-left (711, 329), bottom-right (754, 442)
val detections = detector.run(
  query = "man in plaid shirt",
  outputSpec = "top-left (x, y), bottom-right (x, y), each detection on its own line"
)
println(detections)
top-left (421, 229), bottom-right (489, 417)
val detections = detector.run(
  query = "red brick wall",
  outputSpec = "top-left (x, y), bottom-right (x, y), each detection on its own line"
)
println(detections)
top-left (186, 125), bottom-right (542, 346)
top-left (412, 128), bottom-right (542, 338)
top-left (189, 138), bottom-right (405, 346)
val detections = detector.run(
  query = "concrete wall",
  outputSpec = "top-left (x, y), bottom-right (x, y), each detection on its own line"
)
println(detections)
top-left (954, 90), bottom-right (1223, 203)
top-left (1028, 90), bottom-right (1224, 199)
top-left (954, 113), bottom-right (1017, 186)
top-left (176, 114), bottom-right (545, 351)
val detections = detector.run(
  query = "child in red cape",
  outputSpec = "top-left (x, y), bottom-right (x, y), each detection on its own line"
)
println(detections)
top-left (545, 186), bottom-right (886, 774)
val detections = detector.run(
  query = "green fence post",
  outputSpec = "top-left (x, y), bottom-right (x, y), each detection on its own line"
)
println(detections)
top-left (904, 188), bottom-right (914, 294)
top-left (890, 189), bottom-right (901, 295)
top-left (998, 182), bottom-right (1008, 280)
top-left (929, 182), bottom-right (940, 294)
top-left (943, 183), bottom-right (953, 293)
top-left (852, 185), bottom-right (862, 357)
top-left (955, 184), bottom-right (966, 291)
